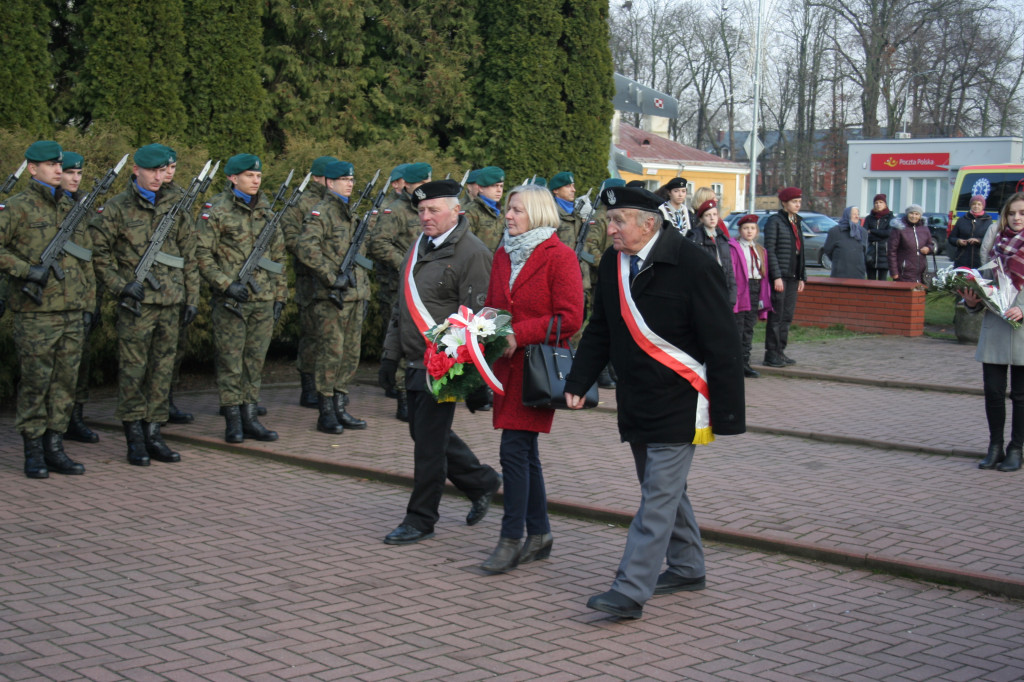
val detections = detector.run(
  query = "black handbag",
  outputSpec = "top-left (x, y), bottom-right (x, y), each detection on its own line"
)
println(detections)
top-left (522, 316), bottom-right (599, 410)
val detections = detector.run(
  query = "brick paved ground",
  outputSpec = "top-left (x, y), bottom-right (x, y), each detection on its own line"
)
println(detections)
top-left (2, 443), bottom-right (1023, 681)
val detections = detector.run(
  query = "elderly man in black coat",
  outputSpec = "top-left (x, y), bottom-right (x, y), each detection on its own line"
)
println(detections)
top-left (564, 186), bottom-right (745, 619)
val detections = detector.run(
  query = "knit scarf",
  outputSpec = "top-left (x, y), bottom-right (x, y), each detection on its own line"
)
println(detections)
top-left (504, 226), bottom-right (556, 287)
top-left (991, 226), bottom-right (1024, 291)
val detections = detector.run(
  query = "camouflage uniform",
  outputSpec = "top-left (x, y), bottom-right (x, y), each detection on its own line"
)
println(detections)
top-left (90, 180), bottom-right (199, 423)
top-left (281, 180), bottom-right (327, 379)
top-left (0, 180), bottom-right (94, 438)
top-left (462, 194), bottom-right (504, 252)
top-left (195, 189), bottom-right (287, 407)
top-left (367, 190), bottom-right (420, 331)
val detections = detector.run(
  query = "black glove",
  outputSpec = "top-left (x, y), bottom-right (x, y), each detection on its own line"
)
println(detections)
top-left (121, 280), bottom-right (145, 302)
top-left (225, 282), bottom-right (249, 303)
top-left (182, 305), bottom-right (198, 327)
top-left (378, 358), bottom-right (398, 394)
top-left (82, 310), bottom-right (93, 328)
top-left (273, 301), bottom-right (284, 322)
top-left (25, 264), bottom-right (49, 285)
top-left (465, 385), bottom-right (491, 413)
top-left (331, 272), bottom-right (351, 291)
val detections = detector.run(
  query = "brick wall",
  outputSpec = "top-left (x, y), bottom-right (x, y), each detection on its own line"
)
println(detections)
top-left (793, 278), bottom-right (925, 336)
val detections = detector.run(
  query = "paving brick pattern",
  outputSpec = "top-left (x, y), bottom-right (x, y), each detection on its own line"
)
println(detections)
top-left (2, 445), bottom-right (1023, 681)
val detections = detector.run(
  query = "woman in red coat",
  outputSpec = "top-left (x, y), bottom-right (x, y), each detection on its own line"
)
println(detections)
top-left (479, 183), bottom-right (584, 573)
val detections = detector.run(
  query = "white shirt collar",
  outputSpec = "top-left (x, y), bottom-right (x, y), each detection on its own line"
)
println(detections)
top-left (633, 228), bottom-right (660, 267)
top-left (429, 222), bottom-right (458, 248)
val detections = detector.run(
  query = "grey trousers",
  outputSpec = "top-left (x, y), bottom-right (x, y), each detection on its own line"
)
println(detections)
top-left (611, 441), bottom-right (706, 604)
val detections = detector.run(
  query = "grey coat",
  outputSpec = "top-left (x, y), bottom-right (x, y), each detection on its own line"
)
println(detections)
top-left (973, 274), bottom-right (1024, 365)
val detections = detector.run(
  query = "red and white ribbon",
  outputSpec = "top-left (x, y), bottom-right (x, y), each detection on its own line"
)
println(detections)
top-left (403, 234), bottom-right (437, 336)
top-left (617, 253), bottom-right (713, 444)
top-left (446, 305), bottom-right (505, 396)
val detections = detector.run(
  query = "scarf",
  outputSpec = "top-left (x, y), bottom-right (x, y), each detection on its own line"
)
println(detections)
top-left (870, 209), bottom-right (889, 219)
top-left (990, 226), bottom-right (1024, 291)
top-left (479, 195), bottom-right (500, 216)
top-left (504, 226), bottom-right (556, 287)
top-left (970, 206), bottom-right (987, 217)
top-left (554, 197), bottom-right (574, 215)
top-left (134, 180), bottom-right (156, 205)
top-left (838, 206), bottom-right (866, 243)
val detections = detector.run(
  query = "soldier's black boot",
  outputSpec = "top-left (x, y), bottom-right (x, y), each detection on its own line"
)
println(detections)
top-left (597, 366), bottom-right (616, 389)
top-left (123, 421), bottom-right (150, 466)
top-left (300, 373), bottom-right (318, 408)
top-left (241, 403), bottom-right (278, 441)
top-left (317, 394), bottom-right (344, 434)
top-left (43, 430), bottom-right (85, 475)
top-left (64, 402), bottom-right (100, 443)
top-left (334, 392), bottom-right (367, 430)
top-left (23, 434), bottom-right (48, 479)
top-left (396, 390), bottom-right (409, 423)
top-left (167, 391), bottom-right (194, 424)
top-left (223, 405), bottom-right (244, 443)
top-left (142, 421), bottom-right (181, 463)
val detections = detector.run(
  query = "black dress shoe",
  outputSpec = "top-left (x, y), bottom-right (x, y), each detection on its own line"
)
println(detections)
top-left (763, 354), bottom-right (786, 368)
top-left (781, 353), bottom-right (796, 365)
top-left (586, 590), bottom-right (643, 619)
top-left (743, 365), bottom-right (760, 378)
top-left (383, 524), bottom-right (435, 545)
top-left (467, 474), bottom-right (502, 526)
top-left (653, 572), bottom-right (706, 595)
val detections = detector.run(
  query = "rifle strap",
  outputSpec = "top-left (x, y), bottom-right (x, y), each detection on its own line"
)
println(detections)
top-left (258, 256), bottom-right (285, 275)
top-left (355, 254), bottom-right (374, 270)
top-left (62, 242), bottom-right (92, 262)
top-left (155, 251), bottom-right (185, 269)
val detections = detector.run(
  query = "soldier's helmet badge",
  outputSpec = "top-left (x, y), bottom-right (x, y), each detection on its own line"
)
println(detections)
top-left (414, 188), bottom-right (426, 201)
top-left (607, 190), bottom-right (617, 205)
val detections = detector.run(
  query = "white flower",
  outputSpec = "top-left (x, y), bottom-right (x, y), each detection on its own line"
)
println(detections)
top-left (467, 316), bottom-right (497, 338)
top-left (440, 329), bottom-right (466, 357)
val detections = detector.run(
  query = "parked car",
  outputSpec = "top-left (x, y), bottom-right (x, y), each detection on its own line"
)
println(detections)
top-left (921, 213), bottom-right (949, 255)
top-left (722, 210), bottom-right (834, 269)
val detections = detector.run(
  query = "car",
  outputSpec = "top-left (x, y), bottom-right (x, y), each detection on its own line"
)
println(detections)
top-left (722, 210), bottom-right (834, 269)
top-left (921, 212), bottom-right (949, 254)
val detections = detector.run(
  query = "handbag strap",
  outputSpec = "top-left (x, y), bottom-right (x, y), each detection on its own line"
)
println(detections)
top-left (545, 315), bottom-right (563, 345)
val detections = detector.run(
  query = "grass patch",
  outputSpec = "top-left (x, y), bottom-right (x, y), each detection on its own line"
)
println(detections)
top-left (752, 322), bottom-right (862, 345)
top-left (925, 290), bottom-right (956, 326)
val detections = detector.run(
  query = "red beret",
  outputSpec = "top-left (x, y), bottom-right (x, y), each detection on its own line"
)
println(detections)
top-left (696, 198), bottom-right (718, 218)
top-left (737, 214), bottom-right (760, 228)
top-left (778, 187), bottom-right (801, 202)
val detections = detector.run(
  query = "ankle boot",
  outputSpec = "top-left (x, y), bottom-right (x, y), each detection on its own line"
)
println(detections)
top-left (23, 434), bottom-right (48, 479)
top-left (598, 366), bottom-right (616, 389)
top-left (143, 421), bottom-right (181, 462)
top-left (241, 403), bottom-right (278, 441)
top-left (223, 405), bottom-right (244, 443)
top-left (396, 390), bottom-right (409, 423)
top-left (167, 391), bottom-right (194, 424)
top-left (334, 392), bottom-right (367, 430)
top-left (518, 533), bottom-right (553, 564)
top-left (317, 394), bottom-right (344, 434)
top-left (997, 444), bottom-right (1022, 472)
top-left (480, 537), bottom-right (522, 574)
top-left (123, 421), bottom-right (150, 466)
top-left (979, 442), bottom-right (1006, 469)
top-left (64, 402), bottom-right (99, 443)
top-left (299, 372), bottom-right (318, 408)
top-left (42, 430), bottom-right (85, 475)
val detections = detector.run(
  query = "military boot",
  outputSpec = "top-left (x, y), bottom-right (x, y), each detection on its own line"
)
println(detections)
top-left (23, 434), bottom-right (48, 479)
top-left (334, 393), bottom-right (367, 430)
top-left (396, 390), bottom-right (409, 423)
top-left (64, 402), bottom-right (100, 443)
top-left (142, 421), bottom-right (181, 463)
top-left (300, 372), bottom-right (318, 408)
top-left (223, 405), bottom-right (244, 443)
top-left (42, 430), bottom-right (85, 475)
top-left (241, 403), bottom-right (278, 441)
top-left (167, 391), bottom-right (194, 424)
top-left (317, 394), bottom-right (344, 434)
top-left (123, 421), bottom-right (150, 466)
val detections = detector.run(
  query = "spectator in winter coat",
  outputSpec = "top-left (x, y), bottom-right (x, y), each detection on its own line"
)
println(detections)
top-left (824, 206), bottom-right (867, 279)
top-left (864, 194), bottom-right (894, 280)
top-left (762, 187), bottom-right (806, 367)
top-left (888, 204), bottom-right (935, 283)
top-left (690, 199), bottom-right (736, 308)
top-left (950, 195), bottom-right (994, 269)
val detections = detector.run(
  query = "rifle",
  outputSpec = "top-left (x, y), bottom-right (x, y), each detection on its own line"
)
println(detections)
top-left (225, 172), bottom-right (311, 318)
top-left (574, 183), bottom-right (608, 266)
top-left (1, 160), bottom-right (27, 196)
top-left (22, 154), bottom-right (130, 305)
top-left (327, 177), bottom-right (388, 310)
top-left (349, 168), bottom-right (381, 216)
top-left (120, 160), bottom-right (214, 316)
top-left (268, 168), bottom-right (294, 213)
top-left (457, 169), bottom-right (470, 200)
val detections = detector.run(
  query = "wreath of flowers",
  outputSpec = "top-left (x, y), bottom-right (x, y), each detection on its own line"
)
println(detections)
top-left (933, 264), bottom-right (1022, 329)
top-left (423, 306), bottom-right (513, 402)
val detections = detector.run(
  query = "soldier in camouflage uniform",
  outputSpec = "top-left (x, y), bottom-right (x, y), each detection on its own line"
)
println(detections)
top-left (550, 171), bottom-right (590, 345)
top-left (91, 144), bottom-right (199, 466)
top-left (367, 162), bottom-right (432, 421)
top-left (0, 141), bottom-right (94, 478)
top-left (297, 160), bottom-right (370, 434)
top-left (281, 155), bottom-right (336, 409)
top-left (195, 154), bottom-right (287, 444)
top-left (462, 166), bottom-right (504, 252)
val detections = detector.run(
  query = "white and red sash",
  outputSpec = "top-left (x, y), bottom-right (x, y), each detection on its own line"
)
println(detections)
top-left (617, 252), bottom-right (713, 444)
top-left (403, 233), bottom-right (437, 336)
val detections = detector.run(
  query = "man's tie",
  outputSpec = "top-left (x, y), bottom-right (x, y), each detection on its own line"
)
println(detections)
top-left (629, 255), bottom-right (641, 283)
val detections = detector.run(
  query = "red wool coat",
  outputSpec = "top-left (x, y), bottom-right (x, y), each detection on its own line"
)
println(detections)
top-left (485, 233), bottom-right (584, 433)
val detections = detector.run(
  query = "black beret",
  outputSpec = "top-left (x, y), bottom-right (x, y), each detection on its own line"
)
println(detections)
top-left (410, 179), bottom-right (462, 207)
top-left (664, 177), bottom-right (688, 191)
top-left (600, 186), bottom-right (663, 213)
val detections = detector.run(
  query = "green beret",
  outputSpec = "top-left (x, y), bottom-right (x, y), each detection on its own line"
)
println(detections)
top-left (603, 178), bottom-right (626, 189)
top-left (465, 169), bottom-right (480, 184)
top-left (401, 162), bottom-right (431, 183)
top-left (324, 161), bottom-right (354, 179)
top-left (549, 171), bottom-right (574, 191)
top-left (410, 179), bottom-right (461, 207)
top-left (62, 152), bottom-right (84, 170)
top-left (159, 144), bottom-right (178, 164)
top-left (531, 176), bottom-right (547, 188)
top-left (474, 166), bottom-right (504, 187)
top-left (225, 154), bottom-right (262, 176)
top-left (389, 163), bottom-right (409, 182)
top-left (134, 143), bottom-right (171, 169)
top-left (25, 141), bottom-right (63, 163)
top-left (311, 156), bottom-right (340, 176)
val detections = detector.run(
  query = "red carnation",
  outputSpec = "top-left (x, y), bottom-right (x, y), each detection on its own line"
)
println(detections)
top-left (426, 350), bottom-right (456, 379)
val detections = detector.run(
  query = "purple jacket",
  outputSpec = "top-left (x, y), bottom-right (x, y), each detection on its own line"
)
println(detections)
top-left (729, 238), bottom-right (773, 319)
top-left (887, 220), bottom-right (935, 282)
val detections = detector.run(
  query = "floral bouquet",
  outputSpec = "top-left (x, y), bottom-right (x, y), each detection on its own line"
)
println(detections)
top-left (423, 306), bottom-right (513, 402)
top-left (932, 263), bottom-right (1022, 329)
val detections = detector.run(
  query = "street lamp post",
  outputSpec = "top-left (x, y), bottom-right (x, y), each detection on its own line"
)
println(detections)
top-left (749, 0), bottom-right (764, 212)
